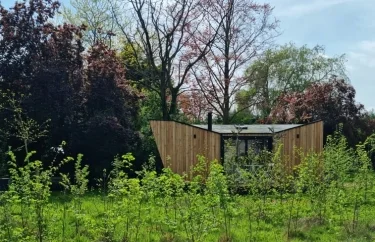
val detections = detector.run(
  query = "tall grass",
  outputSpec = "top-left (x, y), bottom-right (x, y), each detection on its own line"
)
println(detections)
top-left (1, 132), bottom-right (375, 241)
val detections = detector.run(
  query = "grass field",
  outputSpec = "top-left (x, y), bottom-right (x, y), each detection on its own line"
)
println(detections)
top-left (43, 191), bottom-right (375, 242)
top-left (1, 134), bottom-right (375, 241)
top-left (2, 188), bottom-right (375, 242)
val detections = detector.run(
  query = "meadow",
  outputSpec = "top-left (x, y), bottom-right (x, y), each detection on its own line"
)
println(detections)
top-left (1, 132), bottom-right (375, 242)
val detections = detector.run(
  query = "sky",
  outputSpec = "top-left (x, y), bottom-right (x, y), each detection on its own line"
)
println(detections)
top-left (1, 0), bottom-right (375, 110)
top-left (259, 0), bottom-right (375, 111)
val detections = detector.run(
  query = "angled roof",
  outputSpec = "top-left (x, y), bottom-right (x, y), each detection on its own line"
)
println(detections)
top-left (192, 124), bottom-right (303, 135)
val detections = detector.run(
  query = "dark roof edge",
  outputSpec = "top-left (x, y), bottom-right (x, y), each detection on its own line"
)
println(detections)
top-left (274, 120), bottom-right (324, 134)
top-left (149, 119), bottom-right (323, 135)
top-left (222, 134), bottom-right (274, 137)
top-left (148, 119), bottom-right (222, 135)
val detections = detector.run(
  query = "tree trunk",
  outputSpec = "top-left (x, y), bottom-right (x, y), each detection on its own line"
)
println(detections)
top-left (168, 88), bottom-right (179, 118)
top-left (160, 84), bottom-right (169, 121)
top-left (223, 90), bottom-right (230, 124)
top-left (222, 0), bottom-right (233, 124)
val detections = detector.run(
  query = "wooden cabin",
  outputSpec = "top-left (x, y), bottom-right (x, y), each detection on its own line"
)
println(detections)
top-left (150, 119), bottom-right (323, 175)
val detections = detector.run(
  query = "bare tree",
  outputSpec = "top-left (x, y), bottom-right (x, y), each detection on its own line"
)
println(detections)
top-left (110, 0), bottom-right (226, 120)
top-left (62, 0), bottom-right (118, 48)
top-left (192, 0), bottom-right (279, 124)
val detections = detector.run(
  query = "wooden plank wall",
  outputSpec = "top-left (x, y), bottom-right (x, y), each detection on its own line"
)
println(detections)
top-left (150, 121), bottom-right (221, 175)
top-left (275, 121), bottom-right (323, 169)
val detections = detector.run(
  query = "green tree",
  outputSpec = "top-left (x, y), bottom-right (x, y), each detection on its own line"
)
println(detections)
top-left (0, 1), bottom-right (140, 178)
top-left (245, 43), bottom-right (346, 117)
top-left (78, 43), bottom-right (140, 177)
top-left (228, 89), bottom-right (259, 124)
top-left (0, 92), bottom-right (49, 158)
top-left (0, 0), bottom-right (85, 162)
top-left (62, 0), bottom-right (118, 48)
top-left (119, 42), bottom-right (163, 165)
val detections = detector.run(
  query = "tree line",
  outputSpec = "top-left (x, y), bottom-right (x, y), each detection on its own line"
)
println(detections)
top-left (0, 0), bottom-right (374, 177)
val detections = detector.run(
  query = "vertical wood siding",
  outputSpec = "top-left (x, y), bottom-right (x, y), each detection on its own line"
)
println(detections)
top-left (150, 121), bottom-right (221, 175)
top-left (151, 121), bottom-right (323, 175)
top-left (275, 121), bottom-right (324, 169)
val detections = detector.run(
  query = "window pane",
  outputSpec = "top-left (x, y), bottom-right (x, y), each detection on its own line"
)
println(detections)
top-left (248, 139), bottom-right (266, 153)
top-left (237, 140), bottom-right (246, 156)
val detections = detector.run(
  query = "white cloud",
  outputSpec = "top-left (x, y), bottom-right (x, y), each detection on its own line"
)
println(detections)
top-left (277, 0), bottom-right (356, 17)
top-left (348, 52), bottom-right (375, 68)
top-left (358, 40), bottom-right (375, 53)
top-left (345, 40), bottom-right (375, 110)
top-left (348, 40), bottom-right (375, 69)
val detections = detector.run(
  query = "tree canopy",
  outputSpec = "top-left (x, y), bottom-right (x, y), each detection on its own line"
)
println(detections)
top-left (191, 0), bottom-right (279, 124)
top-left (245, 43), bottom-right (346, 117)
top-left (0, 0), bottom-right (374, 177)
top-left (267, 78), bottom-right (374, 146)
top-left (0, 0), bottom-right (140, 177)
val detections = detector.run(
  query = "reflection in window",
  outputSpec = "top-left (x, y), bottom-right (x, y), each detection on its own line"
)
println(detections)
top-left (248, 139), bottom-right (268, 154)
top-left (223, 137), bottom-right (273, 175)
top-left (223, 137), bottom-right (271, 160)
top-left (237, 140), bottom-right (246, 156)
top-left (224, 140), bottom-right (236, 164)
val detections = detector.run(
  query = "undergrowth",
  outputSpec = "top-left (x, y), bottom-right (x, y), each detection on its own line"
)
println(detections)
top-left (1, 131), bottom-right (375, 241)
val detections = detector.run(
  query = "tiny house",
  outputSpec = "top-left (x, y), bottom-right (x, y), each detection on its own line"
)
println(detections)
top-left (150, 117), bottom-right (323, 175)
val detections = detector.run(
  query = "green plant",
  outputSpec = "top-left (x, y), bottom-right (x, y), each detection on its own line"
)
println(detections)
top-left (207, 159), bottom-right (237, 241)
top-left (0, 91), bottom-right (50, 158)
top-left (1, 147), bottom-right (68, 242)
top-left (1, 132), bottom-right (375, 241)
top-left (59, 153), bottom-right (89, 240)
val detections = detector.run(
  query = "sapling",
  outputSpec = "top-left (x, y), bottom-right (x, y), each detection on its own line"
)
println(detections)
top-left (347, 135), bottom-right (375, 233)
top-left (99, 155), bottom-right (127, 241)
top-left (177, 155), bottom-right (218, 242)
top-left (269, 143), bottom-right (293, 225)
top-left (5, 148), bottom-right (68, 242)
top-left (59, 173), bottom-right (70, 241)
top-left (323, 132), bottom-right (354, 225)
top-left (0, 91), bottom-right (50, 160)
top-left (356, 135), bottom-right (375, 203)
top-left (59, 154), bottom-right (89, 240)
top-left (206, 160), bottom-right (236, 241)
top-left (105, 153), bottom-right (149, 241)
top-left (297, 151), bottom-right (328, 223)
top-left (0, 185), bottom-right (24, 241)
top-left (137, 155), bottom-right (159, 240)
top-left (156, 166), bottom-right (185, 239)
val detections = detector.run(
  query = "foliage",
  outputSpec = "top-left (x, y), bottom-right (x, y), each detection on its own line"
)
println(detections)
top-left (0, 0), bottom-right (85, 160)
top-left (134, 90), bottom-right (162, 166)
top-left (268, 77), bottom-right (374, 146)
top-left (62, 0), bottom-right (118, 48)
top-left (2, 2), bottom-right (375, 240)
top-left (178, 90), bottom-right (211, 123)
top-left (119, 42), bottom-right (154, 90)
top-left (110, 0), bottom-right (227, 120)
top-left (0, 1), bottom-right (140, 178)
top-left (1, 131), bottom-right (375, 241)
top-left (0, 91), bottom-right (50, 158)
top-left (245, 43), bottom-right (346, 117)
top-left (77, 43), bottom-right (140, 178)
top-left (0, 144), bottom-right (69, 241)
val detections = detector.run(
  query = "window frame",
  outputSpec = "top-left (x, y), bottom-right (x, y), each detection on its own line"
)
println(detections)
top-left (221, 135), bottom-right (273, 162)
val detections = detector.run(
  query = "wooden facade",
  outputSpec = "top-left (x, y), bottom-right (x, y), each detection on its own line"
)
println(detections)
top-left (150, 120), bottom-right (324, 175)
top-left (276, 121), bottom-right (324, 169)
top-left (150, 121), bottom-right (221, 175)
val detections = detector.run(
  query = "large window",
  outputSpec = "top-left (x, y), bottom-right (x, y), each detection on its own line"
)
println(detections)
top-left (223, 136), bottom-right (273, 173)
top-left (223, 136), bottom-right (272, 161)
